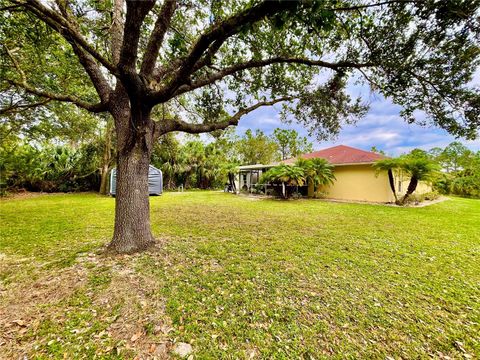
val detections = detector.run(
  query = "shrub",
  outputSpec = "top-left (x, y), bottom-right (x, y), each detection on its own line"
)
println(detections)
top-left (291, 192), bottom-right (303, 199)
top-left (0, 142), bottom-right (100, 194)
top-left (404, 191), bottom-right (440, 204)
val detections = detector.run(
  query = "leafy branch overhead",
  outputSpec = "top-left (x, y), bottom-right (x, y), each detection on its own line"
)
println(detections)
top-left (1, 0), bottom-right (479, 139)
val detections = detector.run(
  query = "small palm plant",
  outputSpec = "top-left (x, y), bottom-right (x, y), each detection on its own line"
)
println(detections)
top-left (374, 156), bottom-right (439, 205)
top-left (260, 164), bottom-right (305, 198)
top-left (400, 158), bottom-right (439, 204)
top-left (373, 158), bottom-right (401, 203)
top-left (296, 158), bottom-right (335, 197)
top-left (310, 158), bottom-right (336, 196)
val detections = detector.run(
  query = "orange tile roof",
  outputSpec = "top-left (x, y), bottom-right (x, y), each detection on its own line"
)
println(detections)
top-left (283, 145), bottom-right (386, 165)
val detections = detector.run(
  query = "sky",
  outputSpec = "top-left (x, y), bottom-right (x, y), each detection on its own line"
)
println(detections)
top-left (235, 85), bottom-right (480, 157)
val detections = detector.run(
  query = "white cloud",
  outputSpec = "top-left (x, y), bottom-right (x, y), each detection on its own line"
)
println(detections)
top-left (230, 77), bottom-right (480, 156)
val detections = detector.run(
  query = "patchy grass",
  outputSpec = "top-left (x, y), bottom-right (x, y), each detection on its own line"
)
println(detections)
top-left (0, 192), bottom-right (479, 358)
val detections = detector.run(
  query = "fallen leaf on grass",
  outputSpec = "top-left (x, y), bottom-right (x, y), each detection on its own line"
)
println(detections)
top-left (11, 320), bottom-right (26, 327)
top-left (130, 332), bottom-right (142, 342)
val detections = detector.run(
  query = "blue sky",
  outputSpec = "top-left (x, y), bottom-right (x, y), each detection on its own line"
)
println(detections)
top-left (235, 85), bottom-right (480, 157)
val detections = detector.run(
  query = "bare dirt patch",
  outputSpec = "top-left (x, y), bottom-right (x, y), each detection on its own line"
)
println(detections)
top-left (0, 260), bottom-right (90, 357)
top-left (0, 245), bottom-right (176, 359)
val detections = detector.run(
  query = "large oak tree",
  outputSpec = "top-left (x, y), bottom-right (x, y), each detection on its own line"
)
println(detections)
top-left (1, 0), bottom-right (479, 253)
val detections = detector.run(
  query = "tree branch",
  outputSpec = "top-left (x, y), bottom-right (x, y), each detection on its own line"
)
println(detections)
top-left (119, 0), bottom-right (155, 71)
top-left (0, 98), bottom-right (51, 116)
top-left (70, 44), bottom-right (112, 104)
top-left (8, 79), bottom-right (107, 113)
top-left (154, 96), bottom-right (292, 138)
top-left (3, 45), bottom-right (27, 84)
top-left (16, 0), bottom-right (117, 75)
top-left (116, 0), bottom-right (155, 98)
top-left (154, 0), bottom-right (299, 102)
top-left (171, 57), bottom-right (374, 98)
top-left (331, 0), bottom-right (424, 12)
top-left (111, 0), bottom-right (124, 65)
top-left (9, 1), bottom-right (112, 104)
top-left (4, 41), bottom-right (110, 110)
top-left (140, 0), bottom-right (177, 78)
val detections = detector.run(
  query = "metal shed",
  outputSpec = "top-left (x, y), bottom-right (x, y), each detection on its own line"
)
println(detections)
top-left (109, 165), bottom-right (163, 196)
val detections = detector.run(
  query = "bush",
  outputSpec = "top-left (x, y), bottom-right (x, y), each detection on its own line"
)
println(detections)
top-left (313, 191), bottom-right (328, 199)
top-left (433, 171), bottom-right (480, 198)
top-left (405, 191), bottom-right (440, 204)
top-left (290, 192), bottom-right (303, 199)
top-left (0, 142), bottom-right (101, 194)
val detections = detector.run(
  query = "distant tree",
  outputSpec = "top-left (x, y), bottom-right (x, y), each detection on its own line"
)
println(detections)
top-left (407, 148), bottom-right (431, 160)
top-left (151, 133), bottom-right (181, 189)
top-left (370, 146), bottom-right (386, 155)
top-left (428, 147), bottom-right (444, 161)
top-left (272, 128), bottom-right (313, 160)
top-left (0, 100), bottom-right (115, 195)
top-left (434, 149), bottom-right (480, 198)
top-left (237, 129), bottom-right (278, 165)
top-left (437, 142), bottom-right (473, 173)
top-left (221, 162), bottom-right (239, 193)
top-left (98, 116), bottom-right (115, 195)
top-left (0, 141), bottom-right (100, 193)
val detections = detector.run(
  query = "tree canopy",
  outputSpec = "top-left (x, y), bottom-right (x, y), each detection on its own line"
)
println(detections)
top-left (272, 128), bottom-right (313, 160)
top-left (1, 0), bottom-right (479, 140)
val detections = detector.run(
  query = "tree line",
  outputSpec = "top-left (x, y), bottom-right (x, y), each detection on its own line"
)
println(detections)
top-left (2, 111), bottom-right (479, 200)
top-left (0, 119), bottom-right (313, 194)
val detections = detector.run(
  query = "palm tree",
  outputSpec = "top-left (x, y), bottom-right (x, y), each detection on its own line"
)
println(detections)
top-left (373, 158), bottom-right (401, 203)
top-left (310, 158), bottom-right (336, 196)
top-left (221, 163), bottom-right (239, 192)
top-left (296, 158), bottom-right (335, 197)
top-left (399, 158), bottom-right (439, 204)
top-left (294, 158), bottom-right (315, 196)
top-left (260, 164), bottom-right (306, 198)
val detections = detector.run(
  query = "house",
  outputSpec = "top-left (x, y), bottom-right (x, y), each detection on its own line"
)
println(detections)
top-left (237, 145), bottom-right (432, 203)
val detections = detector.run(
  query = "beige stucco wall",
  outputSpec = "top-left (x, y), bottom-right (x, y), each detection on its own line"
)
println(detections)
top-left (319, 164), bottom-right (432, 203)
top-left (321, 164), bottom-right (395, 203)
top-left (413, 181), bottom-right (432, 194)
top-left (395, 170), bottom-right (432, 195)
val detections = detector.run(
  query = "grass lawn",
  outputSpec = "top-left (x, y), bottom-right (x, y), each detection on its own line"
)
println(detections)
top-left (0, 192), bottom-right (479, 359)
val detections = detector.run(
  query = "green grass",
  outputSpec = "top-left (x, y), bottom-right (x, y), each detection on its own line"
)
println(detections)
top-left (1, 192), bottom-right (479, 358)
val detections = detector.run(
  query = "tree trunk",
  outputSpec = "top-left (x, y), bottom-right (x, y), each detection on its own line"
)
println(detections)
top-left (400, 176), bottom-right (418, 205)
top-left (387, 169), bottom-right (399, 203)
top-left (108, 143), bottom-right (155, 253)
top-left (99, 164), bottom-right (110, 195)
top-left (107, 96), bottom-right (156, 253)
top-left (168, 176), bottom-right (175, 190)
top-left (228, 173), bottom-right (236, 192)
top-left (99, 117), bottom-right (114, 195)
top-left (307, 180), bottom-right (314, 198)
